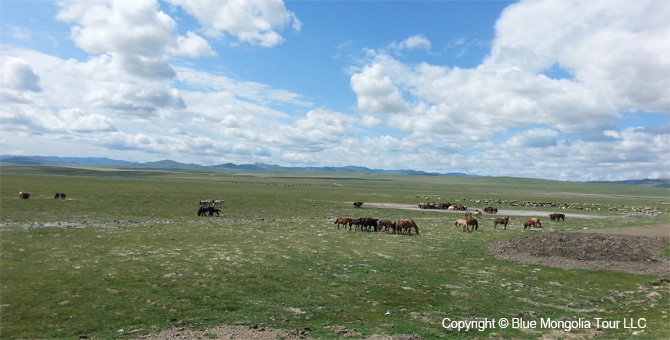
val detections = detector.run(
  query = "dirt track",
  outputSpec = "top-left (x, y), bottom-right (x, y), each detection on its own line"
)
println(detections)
top-left (364, 202), bottom-right (604, 218)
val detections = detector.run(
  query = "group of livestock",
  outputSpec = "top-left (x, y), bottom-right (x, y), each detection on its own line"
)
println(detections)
top-left (418, 202), bottom-right (467, 210)
top-left (454, 214), bottom-right (564, 232)
top-left (334, 217), bottom-right (419, 235)
top-left (18, 191), bottom-right (67, 199)
top-left (197, 199), bottom-right (224, 216)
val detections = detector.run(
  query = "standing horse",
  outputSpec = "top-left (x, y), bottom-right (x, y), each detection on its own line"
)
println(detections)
top-left (18, 192), bottom-right (31, 199)
top-left (198, 206), bottom-right (221, 216)
top-left (493, 216), bottom-right (510, 230)
top-left (334, 218), bottom-right (352, 230)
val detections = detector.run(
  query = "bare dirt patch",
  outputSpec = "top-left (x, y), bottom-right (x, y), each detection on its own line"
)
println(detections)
top-left (131, 325), bottom-right (423, 340)
top-left (489, 225), bottom-right (670, 276)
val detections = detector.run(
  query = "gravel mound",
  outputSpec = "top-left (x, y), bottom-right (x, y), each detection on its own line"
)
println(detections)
top-left (489, 231), bottom-right (670, 276)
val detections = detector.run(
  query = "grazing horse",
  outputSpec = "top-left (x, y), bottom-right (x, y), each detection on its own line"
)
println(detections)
top-left (473, 210), bottom-right (482, 218)
top-left (359, 218), bottom-right (379, 231)
top-left (18, 192), bottom-right (31, 199)
top-left (60, 193), bottom-right (66, 199)
top-left (353, 201), bottom-right (364, 208)
top-left (454, 219), bottom-right (469, 231)
top-left (524, 218), bottom-right (542, 229)
top-left (464, 211), bottom-right (473, 218)
top-left (395, 219), bottom-right (419, 235)
top-left (549, 213), bottom-right (565, 221)
top-left (483, 206), bottom-right (498, 214)
top-left (334, 217), bottom-right (353, 230)
top-left (493, 216), bottom-right (510, 230)
top-left (377, 220), bottom-right (395, 233)
top-left (465, 218), bottom-right (479, 231)
top-left (198, 206), bottom-right (221, 216)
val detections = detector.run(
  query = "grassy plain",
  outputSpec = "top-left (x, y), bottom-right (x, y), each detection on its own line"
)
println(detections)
top-left (1, 165), bottom-right (669, 339)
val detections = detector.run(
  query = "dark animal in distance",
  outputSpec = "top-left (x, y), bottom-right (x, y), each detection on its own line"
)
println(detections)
top-left (351, 217), bottom-right (378, 231)
top-left (55, 193), bottom-right (66, 199)
top-left (483, 206), bottom-right (498, 214)
top-left (549, 213), bottom-right (565, 221)
top-left (198, 206), bottom-right (221, 216)
top-left (493, 216), bottom-right (510, 230)
top-left (353, 201), bottom-right (363, 208)
top-left (19, 192), bottom-right (31, 199)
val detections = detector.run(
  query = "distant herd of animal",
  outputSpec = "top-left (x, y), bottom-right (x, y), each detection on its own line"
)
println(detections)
top-left (18, 192), bottom-right (66, 199)
top-left (337, 202), bottom-right (567, 234)
top-left (17, 193), bottom-right (566, 231)
top-left (335, 217), bottom-right (420, 235)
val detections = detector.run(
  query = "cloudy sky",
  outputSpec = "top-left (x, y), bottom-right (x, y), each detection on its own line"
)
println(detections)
top-left (1, 0), bottom-right (668, 181)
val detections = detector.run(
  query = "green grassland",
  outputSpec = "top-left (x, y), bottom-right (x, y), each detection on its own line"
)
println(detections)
top-left (1, 165), bottom-right (669, 339)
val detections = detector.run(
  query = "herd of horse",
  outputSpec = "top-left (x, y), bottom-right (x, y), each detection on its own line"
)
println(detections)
top-left (334, 217), bottom-right (419, 235)
top-left (17, 191), bottom-right (66, 199)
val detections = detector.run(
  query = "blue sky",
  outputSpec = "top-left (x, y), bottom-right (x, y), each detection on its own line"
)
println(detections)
top-left (1, 0), bottom-right (668, 181)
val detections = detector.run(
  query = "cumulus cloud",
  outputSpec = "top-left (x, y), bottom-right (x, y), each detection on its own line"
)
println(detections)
top-left (350, 63), bottom-right (408, 114)
top-left (165, 0), bottom-right (301, 47)
top-left (488, 0), bottom-right (670, 112)
top-left (345, 0), bottom-right (669, 179)
top-left (0, 56), bottom-right (42, 99)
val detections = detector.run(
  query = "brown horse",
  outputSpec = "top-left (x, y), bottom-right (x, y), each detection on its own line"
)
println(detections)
top-left (395, 219), bottom-right (419, 235)
top-left (493, 216), bottom-right (510, 230)
top-left (465, 218), bottom-right (478, 231)
top-left (524, 218), bottom-right (542, 229)
top-left (377, 220), bottom-right (395, 233)
top-left (334, 217), bottom-right (352, 230)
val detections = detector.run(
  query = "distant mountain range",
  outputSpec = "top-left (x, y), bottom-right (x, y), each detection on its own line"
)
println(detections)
top-left (0, 155), bottom-right (474, 177)
top-left (2, 155), bottom-right (668, 187)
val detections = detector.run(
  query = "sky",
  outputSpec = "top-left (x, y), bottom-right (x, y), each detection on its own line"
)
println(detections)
top-left (1, 0), bottom-right (669, 181)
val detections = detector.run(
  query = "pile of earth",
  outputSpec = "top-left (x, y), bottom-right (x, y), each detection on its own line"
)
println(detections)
top-left (489, 227), bottom-right (670, 277)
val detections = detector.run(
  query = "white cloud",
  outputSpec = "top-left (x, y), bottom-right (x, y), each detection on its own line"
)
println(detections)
top-left (350, 63), bottom-right (408, 114)
top-left (489, 0), bottom-right (670, 112)
top-left (0, 56), bottom-right (42, 94)
top-left (165, 0), bottom-right (301, 47)
top-left (504, 128), bottom-right (559, 148)
top-left (389, 34), bottom-right (431, 51)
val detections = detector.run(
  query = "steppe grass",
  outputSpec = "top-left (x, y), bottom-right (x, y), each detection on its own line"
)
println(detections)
top-left (1, 166), bottom-right (669, 339)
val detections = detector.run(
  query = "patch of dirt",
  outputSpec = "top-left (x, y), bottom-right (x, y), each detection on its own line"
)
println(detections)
top-left (131, 325), bottom-right (422, 340)
top-left (489, 225), bottom-right (670, 276)
top-left (132, 325), bottom-right (309, 340)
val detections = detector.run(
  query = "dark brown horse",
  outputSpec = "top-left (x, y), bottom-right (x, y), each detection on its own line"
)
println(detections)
top-left (198, 206), bottom-right (221, 216)
top-left (549, 213), bottom-right (565, 221)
